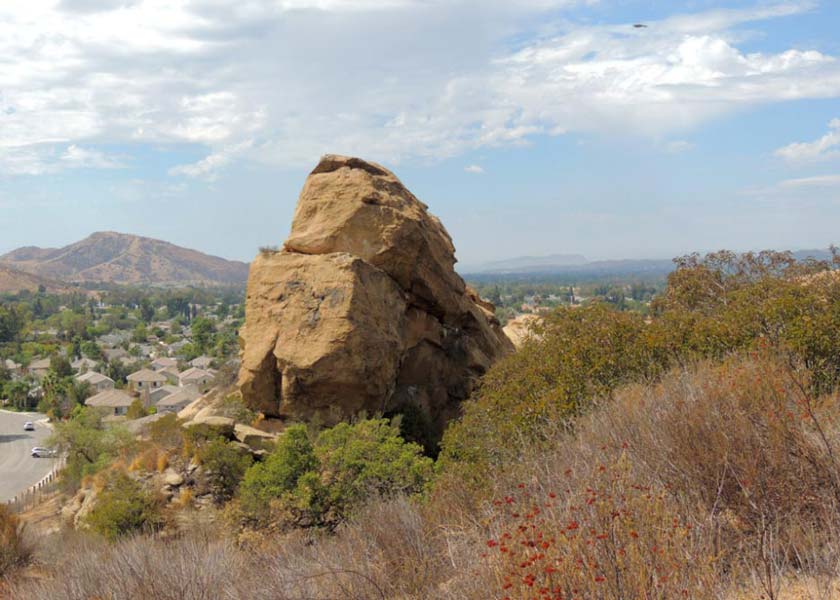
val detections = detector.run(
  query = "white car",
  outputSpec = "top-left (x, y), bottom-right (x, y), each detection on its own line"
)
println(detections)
top-left (23, 421), bottom-right (35, 431)
top-left (31, 447), bottom-right (56, 458)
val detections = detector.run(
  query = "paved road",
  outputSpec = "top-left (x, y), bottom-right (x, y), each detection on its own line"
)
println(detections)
top-left (0, 410), bottom-right (56, 503)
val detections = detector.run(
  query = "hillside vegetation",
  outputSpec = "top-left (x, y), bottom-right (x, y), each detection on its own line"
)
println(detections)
top-left (7, 249), bottom-right (840, 599)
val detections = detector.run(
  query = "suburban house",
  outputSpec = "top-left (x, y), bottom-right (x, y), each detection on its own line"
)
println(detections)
top-left (85, 389), bottom-right (134, 416)
top-left (190, 355), bottom-right (213, 370)
top-left (156, 385), bottom-right (201, 413)
top-left (158, 367), bottom-right (181, 385)
top-left (115, 355), bottom-right (139, 368)
top-left (134, 344), bottom-right (155, 358)
top-left (28, 358), bottom-right (52, 379)
top-left (150, 357), bottom-right (178, 371)
top-left (168, 340), bottom-right (190, 355)
top-left (149, 384), bottom-right (181, 405)
top-left (179, 367), bottom-right (214, 392)
top-left (103, 347), bottom-right (129, 362)
top-left (71, 357), bottom-right (99, 373)
top-left (76, 371), bottom-right (115, 393)
top-left (127, 369), bottom-right (167, 393)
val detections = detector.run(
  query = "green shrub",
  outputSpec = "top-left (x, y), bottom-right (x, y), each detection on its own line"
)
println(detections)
top-left (313, 419), bottom-right (434, 520)
top-left (197, 438), bottom-right (253, 505)
top-left (438, 303), bottom-right (660, 487)
top-left (439, 251), bottom-right (840, 493)
top-left (240, 419), bottom-right (433, 528)
top-left (84, 471), bottom-right (163, 541)
top-left (239, 424), bottom-right (317, 519)
top-left (50, 408), bottom-right (135, 492)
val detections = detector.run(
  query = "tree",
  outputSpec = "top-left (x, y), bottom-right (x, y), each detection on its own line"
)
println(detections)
top-left (70, 337), bottom-right (82, 360)
top-left (125, 398), bottom-right (148, 420)
top-left (191, 317), bottom-right (215, 354)
top-left (49, 354), bottom-right (73, 378)
top-left (80, 341), bottom-right (103, 361)
top-left (139, 298), bottom-right (155, 324)
top-left (131, 324), bottom-right (148, 344)
top-left (0, 305), bottom-right (24, 343)
top-left (5, 381), bottom-right (31, 411)
top-left (50, 408), bottom-right (134, 491)
top-left (67, 380), bottom-right (92, 407)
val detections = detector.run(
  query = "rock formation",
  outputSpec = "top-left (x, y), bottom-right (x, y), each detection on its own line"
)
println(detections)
top-left (238, 155), bottom-right (513, 439)
top-left (503, 313), bottom-right (542, 349)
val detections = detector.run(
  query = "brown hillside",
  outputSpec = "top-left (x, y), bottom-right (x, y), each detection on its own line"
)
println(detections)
top-left (1, 232), bottom-right (249, 286)
top-left (0, 264), bottom-right (68, 294)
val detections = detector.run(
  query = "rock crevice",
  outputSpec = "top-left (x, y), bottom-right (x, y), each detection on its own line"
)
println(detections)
top-left (238, 155), bottom-right (513, 438)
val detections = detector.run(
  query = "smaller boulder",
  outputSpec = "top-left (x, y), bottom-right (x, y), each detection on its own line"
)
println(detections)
top-left (234, 423), bottom-right (277, 448)
top-left (183, 415), bottom-right (236, 438)
top-left (178, 396), bottom-right (207, 421)
top-left (163, 469), bottom-right (184, 487)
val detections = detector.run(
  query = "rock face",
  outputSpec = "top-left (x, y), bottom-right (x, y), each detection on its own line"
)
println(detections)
top-left (503, 314), bottom-right (542, 349)
top-left (239, 155), bottom-right (513, 438)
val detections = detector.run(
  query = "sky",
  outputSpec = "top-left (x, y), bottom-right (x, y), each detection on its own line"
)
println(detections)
top-left (1, 0), bottom-right (839, 268)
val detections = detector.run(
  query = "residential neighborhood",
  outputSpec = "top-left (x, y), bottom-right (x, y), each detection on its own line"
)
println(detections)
top-left (0, 286), bottom-right (242, 419)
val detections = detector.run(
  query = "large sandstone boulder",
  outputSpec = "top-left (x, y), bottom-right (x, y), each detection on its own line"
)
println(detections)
top-left (239, 155), bottom-right (513, 438)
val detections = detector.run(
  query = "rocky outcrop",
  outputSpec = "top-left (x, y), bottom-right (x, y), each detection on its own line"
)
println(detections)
top-left (503, 314), bottom-right (542, 349)
top-left (239, 155), bottom-right (513, 438)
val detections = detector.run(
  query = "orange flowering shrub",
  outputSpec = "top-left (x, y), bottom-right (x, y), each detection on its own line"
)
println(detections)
top-left (485, 458), bottom-right (717, 600)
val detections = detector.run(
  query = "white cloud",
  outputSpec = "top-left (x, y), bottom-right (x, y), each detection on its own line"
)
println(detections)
top-left (779, 173), bottom-right (840, 188)
top-left (61, 145), bottom-right (123, 169)
top-left (169, 140), bottom-right (253, 179)
top-left (775, 119), bottom-right (840, 163)
top-left (741, 172), bottom-right (840, 199)
top-left (0, 144), bottom-right (122, 175)
top-left (0, 0), bottom-right (837, 177)
top-left (464, 164), bottom-right (485, 174)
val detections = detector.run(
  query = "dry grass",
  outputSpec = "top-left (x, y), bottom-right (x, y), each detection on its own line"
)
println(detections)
top-left (464, 353), bottom-right (840, 599)
top-left (9, 353), bottom-right (840, 599)
top-left (0, 505), bottom-right (33, 580)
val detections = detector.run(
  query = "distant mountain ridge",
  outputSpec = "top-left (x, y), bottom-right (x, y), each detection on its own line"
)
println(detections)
top-left (0, 232), bottom-right (249, 286)
top-left (468, 253), bottom-right (588, 273)
top-left (461, 248), bottom-right (836, 277)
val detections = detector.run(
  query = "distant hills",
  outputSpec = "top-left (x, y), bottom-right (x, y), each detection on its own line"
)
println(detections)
top-left (0, 232), bottom-right (250, 287)
top-left (0, 264), bottom-right (68, 294)
top-left (466, 254), bottom-right (588, 274)
top-left (461, 249), bottom-right (836, 279)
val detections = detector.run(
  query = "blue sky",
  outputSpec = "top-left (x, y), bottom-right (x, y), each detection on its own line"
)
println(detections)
top-left (1, 0), bottom-right (839, 267)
